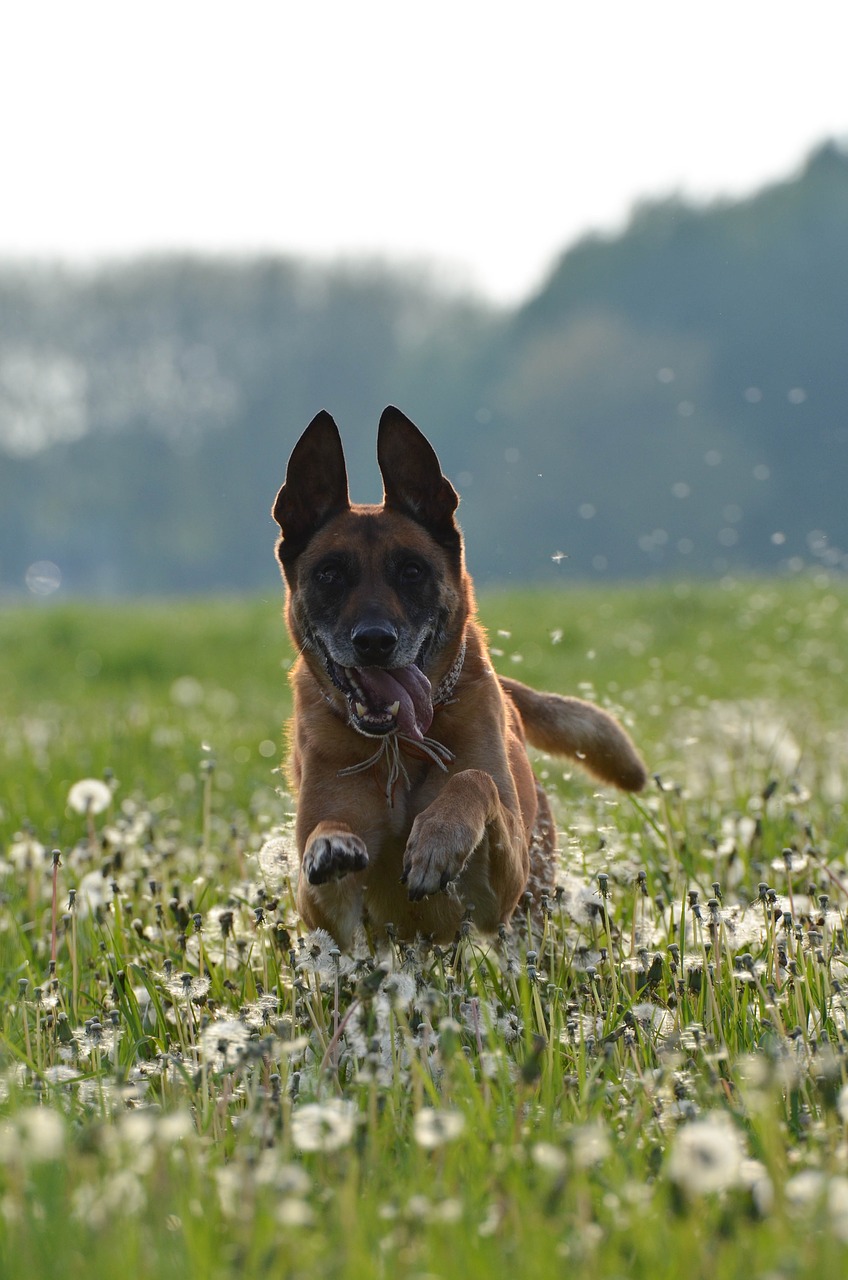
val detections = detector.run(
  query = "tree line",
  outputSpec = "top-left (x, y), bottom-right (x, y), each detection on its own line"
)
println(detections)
top-left (1, 141), bottom-right (846, 594)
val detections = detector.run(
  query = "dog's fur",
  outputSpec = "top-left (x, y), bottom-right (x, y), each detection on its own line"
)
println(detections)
top-left (273, 406), bottom-right (646, 947)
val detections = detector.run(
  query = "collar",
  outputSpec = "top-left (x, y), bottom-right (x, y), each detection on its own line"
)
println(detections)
top-left (432, 639), bottom-right (466, 708)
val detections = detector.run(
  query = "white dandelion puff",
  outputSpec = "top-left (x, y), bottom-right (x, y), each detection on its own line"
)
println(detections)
top-left (276, 1199), bottom-right (315, 1227)
top-left (200, 1019), bottom-right (252, 1071)
top-left (291, 1100), bottom-right (356, 1153)
top-left (67, 778), bottom-right (112, 815)
top-left (0, 1107), bottom-right (65, 1163)
top-left (413, 1108), bottom-right (465, 1150)
top-left (258, 835), bottom-right (297, 892)
top-left (572, 1121), bottom-right (611, 1169)
top-left (667, 1114), bottom-right (745, 1195)
top-left (785, 1169), bottom-right (826, 1211)
top-left (532, 1142), bottom-right (568, 1174)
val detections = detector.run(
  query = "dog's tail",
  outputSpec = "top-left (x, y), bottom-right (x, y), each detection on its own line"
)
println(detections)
top-left (500, 676), bottom-right (648, 792)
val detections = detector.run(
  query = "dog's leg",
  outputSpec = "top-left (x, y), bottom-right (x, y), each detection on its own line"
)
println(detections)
top-left (500, 677), bottom-right (647, 791)
top-left (296, 821), bottom-right (369, 945)
top-left (401, 769), bottom-right (528, 918)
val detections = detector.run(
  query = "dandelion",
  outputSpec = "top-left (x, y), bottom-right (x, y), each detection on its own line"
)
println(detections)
top-left (258, 834), bottom-right (297, 892)
top-left (295, 929), bottom-right (353, 979)
top-left (277, 1199), bottom-right (316, 1227)
top-left (291, 1100), bottom-right (356, 1153)
top-left (163, 971), bottom-right (211, 1004)
top-left (383, 970), bottom-right (417, 1009)
top-left (413, 1107), bottom-right (465, 1150)
top-left (532, 1142), bottom-right (568, 1174)
top-left (667, 1114), bottom-right (745, 1195)
top-left (0, 1107), bottom-right (65, 1163)
top-left (785, 1169), bottom-right (826, 1211)
top-left (572, 1121), bottom-right (611, 1169)
top-left (199, 1019), bottom-right (252, 1071)
top-left (67, 778), bottom-right (112, 815)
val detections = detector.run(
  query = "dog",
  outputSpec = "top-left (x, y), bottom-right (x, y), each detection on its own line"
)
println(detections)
top-left (272, 406), bottom-right (647, 947)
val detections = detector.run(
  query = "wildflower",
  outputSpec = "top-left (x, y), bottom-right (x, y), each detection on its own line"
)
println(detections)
top-left (73, 1018), bottom-right (118, 1060)
top-left (383, 970), bottom-right (417, 1009)
top-left (413, 1107), bottom-right (465, 1150)
top-left (532, 1142), bottom-right (567, 1174)
top-left (667, 1114), bottom-right (745, 1195)
top-left (277, 1199), bottom-right (315, 1227)
top-left (785, 1169), bottom-right (826, 1211)
top-left (254, 1151), bottom-right (311, 1195)
top-left (163, 971), bottom-right (211, 1003)
top-left (67, 778), bottom-right (112, 815)
top-left (258, 835), bottom-right (296, 891)
top-left (295, 929), bottom-right (353, 979)
top-left (291, 1100), bottom-right (356, 1153)
top-left (0, 1107), bottom-right (64, 1163)
top-left (199, 1019), bottom-right (252, 1071)
top-left (572, 1121), bottom-right (611, 1169)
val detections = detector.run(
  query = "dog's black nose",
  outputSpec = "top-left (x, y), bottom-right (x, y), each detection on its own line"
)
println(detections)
top-left (351, 622), bottom-right (398, 664)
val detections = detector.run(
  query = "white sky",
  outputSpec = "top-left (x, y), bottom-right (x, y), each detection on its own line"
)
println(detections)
top-left (4, 0), bottom-right (847, 303)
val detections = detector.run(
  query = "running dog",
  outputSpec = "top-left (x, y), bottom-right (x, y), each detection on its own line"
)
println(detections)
top-left (272, 406), bottom-right (646, 946)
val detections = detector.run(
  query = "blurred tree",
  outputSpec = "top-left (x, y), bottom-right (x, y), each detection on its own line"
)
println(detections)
top-left (1, 142), bottom-right (847, 593)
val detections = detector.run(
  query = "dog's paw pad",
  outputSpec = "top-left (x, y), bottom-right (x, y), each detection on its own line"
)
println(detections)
top-left (304, 834), bottom-right (368, 885)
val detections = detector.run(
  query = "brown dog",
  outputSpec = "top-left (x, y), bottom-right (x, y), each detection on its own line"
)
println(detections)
top-left (273, 406), bottom-right (646, 947)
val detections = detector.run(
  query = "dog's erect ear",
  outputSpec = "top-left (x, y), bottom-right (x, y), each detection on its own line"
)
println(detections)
top-left (273, 411), bottom-right (350, 564)
top-left (377, 406), bottom-right (460, 551)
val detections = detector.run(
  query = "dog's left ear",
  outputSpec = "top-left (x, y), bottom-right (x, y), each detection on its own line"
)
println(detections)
top-left (377, 406), bottom-right (460, 551)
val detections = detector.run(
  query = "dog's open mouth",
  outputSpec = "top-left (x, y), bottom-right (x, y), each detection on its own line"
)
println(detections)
top-left (331, 662), bottom-right (434, 740)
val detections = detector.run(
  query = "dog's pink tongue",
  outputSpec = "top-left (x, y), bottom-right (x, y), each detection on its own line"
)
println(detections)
top-left (356, 664), bottom-right (433, 740)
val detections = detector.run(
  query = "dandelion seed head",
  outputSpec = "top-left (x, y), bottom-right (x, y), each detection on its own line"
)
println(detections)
top-left (572, 1121), bottom-right (611, 1169)
top-left (413, 1107), bottom-right (465, 1150)
top-left (532, 1142), bottom-right (567, 1173)
top-left (67, 777), bottom-right (112, 815)
top-left (258, 834), bottom-right (296, 891)
top-left (383, 970), bottom-right (417, 1008)
top-left (291, 1100), bottom-right (356, 1153)
top-left (199, 1018), bottom-right (252, 1070)
top-left (785, 1169), bottom-right (826, 1210)
top-left (276, 1198), bottom-right (315, 1227)
top-left (667, 1114), bottom-right (745, 1195)
top-left (164, 971), bottom-right (211, 1003)
top-left (0, 1107), bottom-right (65, 1163)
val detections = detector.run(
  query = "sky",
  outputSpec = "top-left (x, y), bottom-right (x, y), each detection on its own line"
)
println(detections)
top-left (4, 0), bottom-right (848, 303)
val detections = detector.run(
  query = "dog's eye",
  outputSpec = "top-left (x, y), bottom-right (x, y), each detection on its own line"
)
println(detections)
top-left (314, 561), bottom-right (345, 588)
top-left (399, 559), bottom-right (426, 585)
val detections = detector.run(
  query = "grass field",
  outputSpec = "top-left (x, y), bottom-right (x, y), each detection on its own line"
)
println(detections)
top-left (2, 578), bottom-right (848, 1278)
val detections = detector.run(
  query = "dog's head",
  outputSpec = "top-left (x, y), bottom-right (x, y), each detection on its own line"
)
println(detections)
top-left (273, 406), bottom-right (469, 741)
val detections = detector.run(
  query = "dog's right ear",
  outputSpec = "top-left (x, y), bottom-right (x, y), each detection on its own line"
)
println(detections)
top-left (273, 411), bottom-right (350, 566)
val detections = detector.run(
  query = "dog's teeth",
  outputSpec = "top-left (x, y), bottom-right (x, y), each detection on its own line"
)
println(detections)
top-left (388, 701), bottom-right (400, 716)
top-left (355, 701), bottom-right (368, 718)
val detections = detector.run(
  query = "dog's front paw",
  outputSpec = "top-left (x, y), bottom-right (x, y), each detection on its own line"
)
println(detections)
top-left (303, 833), bottom-right (369, 885)
top-left (401, 814), bottom-right (481, 902)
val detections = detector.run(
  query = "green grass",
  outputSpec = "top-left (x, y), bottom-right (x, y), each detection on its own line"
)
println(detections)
top-left (2, 578), bottom-right (848, 1278)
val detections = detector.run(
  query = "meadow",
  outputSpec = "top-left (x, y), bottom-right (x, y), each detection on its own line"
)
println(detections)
top-left (1, 577), bottom-right (848, 1279)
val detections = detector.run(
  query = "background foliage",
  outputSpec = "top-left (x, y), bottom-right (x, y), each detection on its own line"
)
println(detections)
top-left (2, 143), bottom-right (847, 594)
